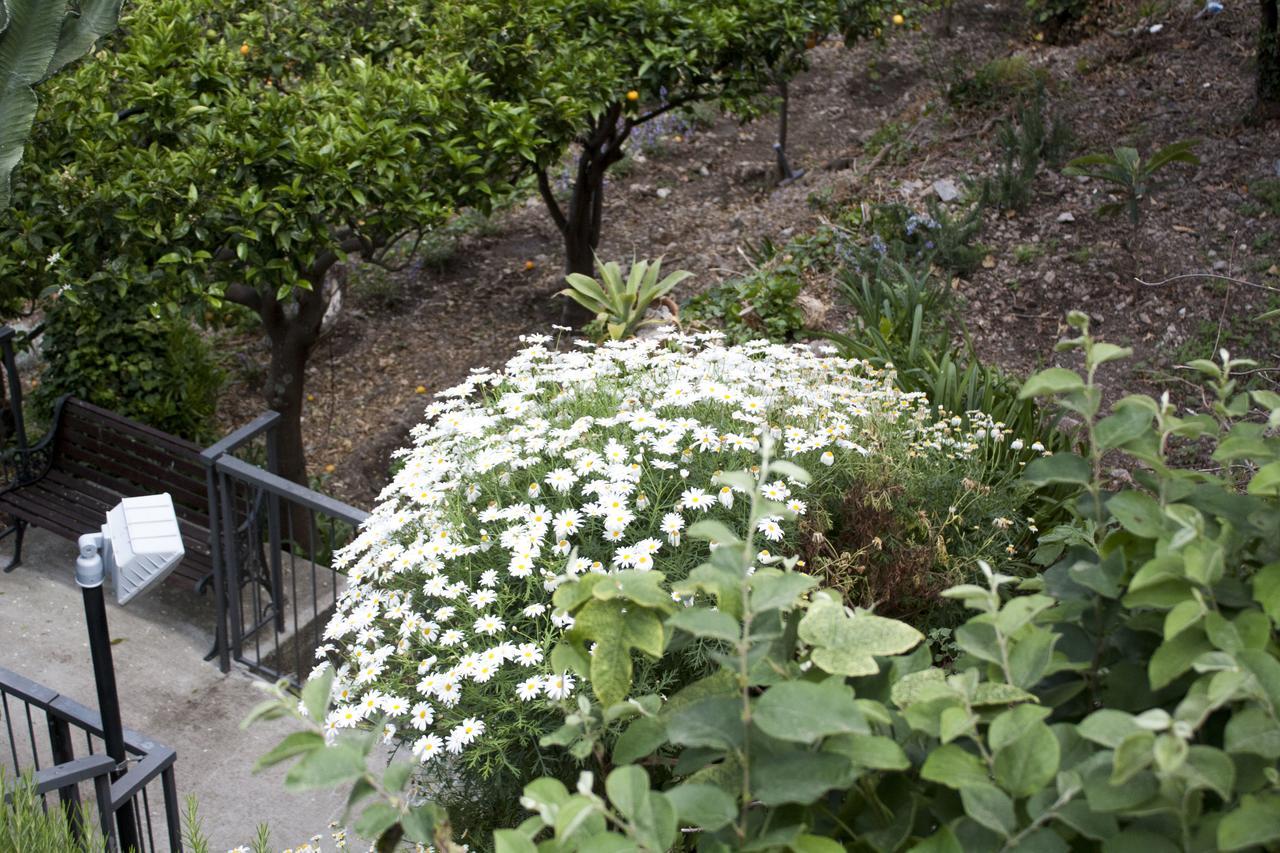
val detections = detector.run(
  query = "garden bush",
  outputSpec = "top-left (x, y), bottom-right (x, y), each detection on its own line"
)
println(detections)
top-left (0, 773), bottom-right (101, 853)
top-left (311, 332), bottom-right (1033, 840)
top-left (33, 282), bottom-right (224, 442)
top-left (259, 312), bottom-right (1280, 851)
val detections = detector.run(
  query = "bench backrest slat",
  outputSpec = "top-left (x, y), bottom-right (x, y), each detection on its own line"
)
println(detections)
top-left (53, 401), bottom-right (208, 511)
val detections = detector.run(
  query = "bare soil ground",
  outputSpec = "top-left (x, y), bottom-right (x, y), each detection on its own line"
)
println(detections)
top-left (217, 0), bottom-right (1280, 507)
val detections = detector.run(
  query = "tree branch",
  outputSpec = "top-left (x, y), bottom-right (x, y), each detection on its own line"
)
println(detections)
top-left (631, 93), bottom-right (700, 128)
top-left (536, 168), bottom-right (569, 234)
top-left (224, 282), bottom-right (262, 314)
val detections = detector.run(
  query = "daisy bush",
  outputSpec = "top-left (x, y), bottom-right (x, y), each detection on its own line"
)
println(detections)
top-left (312, 330), bottom-right (1037, 828)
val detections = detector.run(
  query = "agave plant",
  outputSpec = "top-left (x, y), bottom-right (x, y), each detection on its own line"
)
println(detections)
top-left (1, 0), bottom-right (121, 207)
top-left (560, 257), bottom-right (692, 341)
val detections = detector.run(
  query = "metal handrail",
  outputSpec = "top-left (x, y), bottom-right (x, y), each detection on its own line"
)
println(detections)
top-left (214, 454), bottom-right (368, 525)
top-left (199, 410), bottom-right (281, 466)
top-left (0, 665), bottom-right (181, 851)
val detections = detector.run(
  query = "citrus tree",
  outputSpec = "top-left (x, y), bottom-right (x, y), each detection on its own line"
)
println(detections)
top-left (429, 0), bottom-right (878, 292)
top-left (1, 0), bottom-right (538, 485)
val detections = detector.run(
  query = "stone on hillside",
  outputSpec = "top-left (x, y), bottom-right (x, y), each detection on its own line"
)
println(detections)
top-left (932, 179), bottom-right (960, 202)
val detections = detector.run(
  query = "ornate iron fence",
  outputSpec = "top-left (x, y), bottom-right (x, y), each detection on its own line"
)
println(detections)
top-left (202, 414), bottom-right (367, 686)
top-left (0, 665), bottom-right (181, 852)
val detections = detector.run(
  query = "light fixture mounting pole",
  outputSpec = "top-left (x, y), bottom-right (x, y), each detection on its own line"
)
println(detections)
top-left (76, 533), bottom-right (140, 852)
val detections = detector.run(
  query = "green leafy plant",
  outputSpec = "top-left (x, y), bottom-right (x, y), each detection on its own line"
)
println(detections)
top-left (429, 0), bottom-right (881, 284)
top-left (33, 281), bottom-right (224, 441)
top-left (981, 86), bottom-right (1073, 212)
top-left (0, 773), bottom-right (103, 853)
top-left (2, 0), bottom-right (538, 486)
top-left (683, 243), bottom-right (807, 343)
top-left (560, 258), bottom-right (691, 341)
top-left (1063, 139), bottom-right (1201, 229)
top-left (1025, 0), bottom-right (1092, 38)
top-left (256, 338), bottom-right (1280, 849)
top-left (946, 56), bottom-right (1047, 112)
top-left (0, 0), bottom-right (121, 207)
top-left (823, 257), bottom-right (1060, 472)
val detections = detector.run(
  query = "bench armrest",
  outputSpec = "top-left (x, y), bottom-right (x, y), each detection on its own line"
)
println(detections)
top-left (0, 395), bottom-right (69, 495)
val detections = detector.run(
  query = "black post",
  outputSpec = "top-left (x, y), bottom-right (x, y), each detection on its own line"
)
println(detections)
top-left (81, 582), bottom-right (140, 851)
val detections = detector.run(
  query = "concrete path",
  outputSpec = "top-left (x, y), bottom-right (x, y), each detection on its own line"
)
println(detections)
top-left (0, 526), bottom-right (347, 851)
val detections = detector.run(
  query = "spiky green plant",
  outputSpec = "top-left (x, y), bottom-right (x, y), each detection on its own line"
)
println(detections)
top-left (0, 0), bottom-right (121, 206)
top-left (560, 257), bottom-right (692, 341)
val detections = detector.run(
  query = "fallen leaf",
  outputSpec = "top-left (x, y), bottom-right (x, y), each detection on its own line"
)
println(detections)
top-left (982, 255), bottom-right (997, 269)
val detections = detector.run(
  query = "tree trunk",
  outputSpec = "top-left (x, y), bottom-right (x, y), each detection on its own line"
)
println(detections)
top-left (536, 105), bottom-right (628, 327)
top-left (775, 79), bottom-right (791, 182)
top-left (1258, 0), bottom-right (1280, 120)
top-left (261, 287), bottom-right (326, 489)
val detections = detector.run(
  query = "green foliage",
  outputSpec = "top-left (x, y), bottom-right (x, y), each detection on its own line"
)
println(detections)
top-left (865, 120), bottom-right (918, 166)
top-left (823, 255), bottom-right (1059, 478)
top-left (259, 345), bottom-right (1280, 848)
top-left (431, 0), bottom-right (886, 274)
top-left (947, 56), bottom-right (1048, 112)
top-left (980, 86), bottom-right (1074, 212)
top-left (863, 197), bottom-right (988, 277)
top-left (2, 0), bottom-right (539, 480)
top-left (1249, 177), bottom-right (1280, 217)
top-left (1026, 0), bottom-right (1091, 34)
top-left (560, 258), bottom-right (691, 342)
top-left (34, 282), bottom-right (224, 442)
top-left (0, 773), bottom-right (103, 852)
top-left (0, 0), bottom-right (120, 207)
top-left (244, 672), bottom-right (456, 852)
top-left (684, 244), bottom-right (807, 343)
top-left (519, 317), bottom-right (1280, 850)
top-left (1064, 139), bottom-right (1201, 228)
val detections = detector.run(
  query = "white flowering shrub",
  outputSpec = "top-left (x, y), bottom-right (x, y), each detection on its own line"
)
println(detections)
top-left (313, 331), bottom-right (1033, 827)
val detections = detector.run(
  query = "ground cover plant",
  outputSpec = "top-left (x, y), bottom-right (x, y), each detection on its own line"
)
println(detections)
top-left (306, 330), bottom-right (1033, 840)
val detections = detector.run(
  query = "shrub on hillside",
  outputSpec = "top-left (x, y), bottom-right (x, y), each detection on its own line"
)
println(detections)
top-left (313, 332), bottom-right (1033, 837)
top-left (34, 283), bottom-right (223, 442)
top-left (258, 314), bottom-right (1280, 851)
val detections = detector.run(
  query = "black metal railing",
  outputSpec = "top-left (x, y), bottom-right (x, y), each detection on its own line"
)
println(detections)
top-left (202, 413), bottom-right (367, 686)
top-left (0, 666), bottom-right (181, 852)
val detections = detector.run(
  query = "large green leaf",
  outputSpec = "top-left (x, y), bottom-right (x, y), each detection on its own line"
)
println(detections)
top-left (798, 591), bottom-right (923, 677)
top-left (0, 83), bottom-right (37, 206)
top-left (993, 721), bottom-right (1059, 796)
top-left (751, 750), bottom-right (856, 806)
top-left (920, 744), bottom-right (991, 790)
top-left (0, 0), bottom-right (65, 84)
top-left (1018, 367), bottom-right (1084, 399)
top-left (753, 680), bottom-right (868, 743)
top-left (1023, 453), bottom-right (1091, 487)
top-left (960, 785), bottom-right (1015, 838)
top-left (571, 598), bottom-right (665, 707)
top-left (46, 0), bottom-right (120, 77)
top-left (664, 783), bottom-right (736, 831)
top-left (1218, 794), bottom-right (1280, 851)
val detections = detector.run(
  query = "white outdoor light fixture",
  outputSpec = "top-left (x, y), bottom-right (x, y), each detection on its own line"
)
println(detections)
top-left (86, 493), bottom-right (187, 604)
top-left (75, 493), bottom-right (185, 850)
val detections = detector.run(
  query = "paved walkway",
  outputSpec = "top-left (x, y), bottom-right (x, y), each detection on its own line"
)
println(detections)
top-left (0, 526), bottom-right (347, 851)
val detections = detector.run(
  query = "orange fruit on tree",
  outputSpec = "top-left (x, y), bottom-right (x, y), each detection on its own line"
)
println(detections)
top-left (626, 90), bottom-right (639, 102)
top-left (240, 43), bottom-right (250, 55)
top-left (892, 13), bottom-right (905, 25)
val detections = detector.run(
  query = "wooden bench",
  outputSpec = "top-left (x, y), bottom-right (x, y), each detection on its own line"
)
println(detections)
top-left (0, 396), bottom-right (213, 587)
